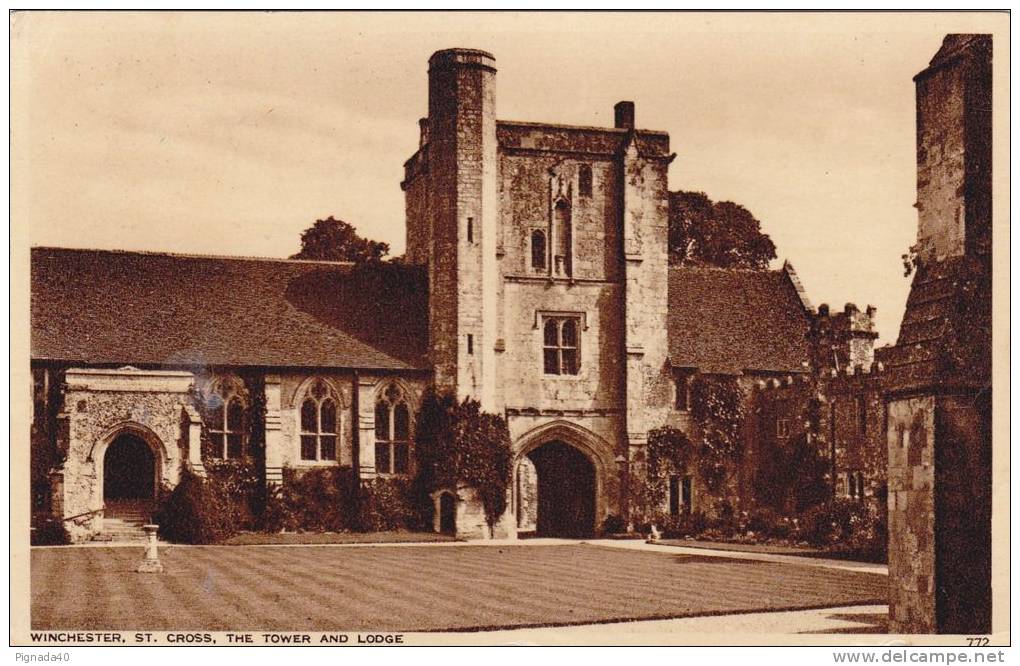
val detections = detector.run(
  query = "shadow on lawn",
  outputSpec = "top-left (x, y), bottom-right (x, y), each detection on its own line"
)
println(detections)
top-left (668, 554), bottom-right (774, 566)
top-left (800, 611), bottom-right (889, 634)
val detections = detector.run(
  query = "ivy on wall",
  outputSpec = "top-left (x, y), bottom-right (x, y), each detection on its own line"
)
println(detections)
top-left (415, 389), bottom-right (512, 530)
top-left (636, 375), bottom-right (747, 521)
top-left (638, 426), bottom-right (693, 520)
top-left (689, 374), bottom-right (746, 491)
top-left (239, 370), bottom-right (267, 461)
top-left (30, 364), bottom-right (68, 512)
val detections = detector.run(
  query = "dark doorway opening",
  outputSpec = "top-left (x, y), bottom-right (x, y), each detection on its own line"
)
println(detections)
top-left (439, 492), bottom-right (456, 535)
top-left (527, 441), bottom-right (595, 538)
top-left (103, 433), bottom-right (155, 502)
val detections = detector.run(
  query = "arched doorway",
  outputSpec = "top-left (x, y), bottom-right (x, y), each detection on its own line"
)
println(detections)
top-left (103, 433), bottom-right (156, 504)
top-left (526, 441), bottom-right (595, 538)
top-left (439, 492), bottom-right (456, 535)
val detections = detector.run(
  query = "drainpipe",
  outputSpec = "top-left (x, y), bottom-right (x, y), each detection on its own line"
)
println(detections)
top-left (829, 399), bottom-right (837, 499)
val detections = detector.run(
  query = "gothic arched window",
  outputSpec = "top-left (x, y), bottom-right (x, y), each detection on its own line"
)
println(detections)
top-left (207, 380), bottom-right (247, 460)
top-left (300, 379), bottom-right (339, 462)
top-left (531, 229), bottom-right (547, 270)
top-left (375, 384), bottom-right (411, 475)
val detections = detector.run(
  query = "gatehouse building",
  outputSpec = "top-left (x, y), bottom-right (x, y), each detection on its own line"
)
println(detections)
top-left (30, 48), bottom-right (871, 542)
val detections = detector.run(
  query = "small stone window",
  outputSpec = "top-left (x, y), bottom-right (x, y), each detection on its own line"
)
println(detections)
top-left (375, 384), bottom-right (411, 475)
top-left (856, 395), bottom-right (867, 436)
top-left (531, 229), bottom-right (547, 270)
top-left (578, 164), bottom-right (592, 197)
top-left (543, 317), bottom-right (580, 375)
top-left (673, 371), bottom-right (692, 411)
top-left (207, 388), bottom-right (247, 460)
top-left (300, 379), bottom-right (339, 462)
top-left (669, 475), bottom-right (693, 515)
top-left (776, 417), bottom-right (790, 439)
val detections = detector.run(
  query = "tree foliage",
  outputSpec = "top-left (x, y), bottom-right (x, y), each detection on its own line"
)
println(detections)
top-left (291, 216), bottom-right (390, 264)
top-left (668, 191), bottom-right (777, 269)
top-left (415, 389), bottom-right (512, 530)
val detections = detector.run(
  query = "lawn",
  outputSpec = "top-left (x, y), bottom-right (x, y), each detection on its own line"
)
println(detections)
top-left (222, 531), bottom-right (459, 546)
top-left (31, 543), bottom-right (886, 632)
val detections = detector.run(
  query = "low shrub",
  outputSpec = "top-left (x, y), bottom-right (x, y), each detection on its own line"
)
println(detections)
top-left (659, 511), bottom-right (708, 539)
top-left (357, 476), bottom-right (421, 532)
top-left (156, 468), bottom-right (238, 544)
top-left (32, 519), bottom-right (70, 545)
top-left (798, 498), bottom-right (884, 553)
top-left (842, 503), bottom-right (887, 562)
top-left (205, 459), bottom-right (262, 530)
top-left (601, 514), bottom-right (627, 534)
top-left (745, 507), bottom-right (797, 540)
top-left (703, 500), bottom-right (740, 536)
top-left (768, 516), bottom-right (794, 539)
top-left (746, 507), bottom-right (778, 535)
top-left (262, 466), bottom-right (358, 533)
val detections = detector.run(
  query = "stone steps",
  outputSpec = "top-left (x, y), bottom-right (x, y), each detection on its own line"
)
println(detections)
top-left (92, 502), bottom-right (154, 542)
top-left (91, 530), bottom-right (148, 538)
top-left (105, 515), bottom-right (151, 524)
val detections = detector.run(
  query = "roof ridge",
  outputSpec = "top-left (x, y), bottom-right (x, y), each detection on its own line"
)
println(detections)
top-left (31, 246), bottom-right (356, 267)
top-left (497, 119), bottom-right (669, 137)
top-left (668, 264), bottom-right (783, 274)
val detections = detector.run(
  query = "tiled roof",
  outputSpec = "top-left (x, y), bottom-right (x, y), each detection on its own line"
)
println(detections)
top-left (880, 256), bottom-right (991, 393)
top-left (928, 34), bottom-right (988, 68)
top-left (31, 248), bottom-right (428, 370)
top-left (33, 248), bottom-right (819, 377)
top-left (667, 265), bottom-right (812, 375)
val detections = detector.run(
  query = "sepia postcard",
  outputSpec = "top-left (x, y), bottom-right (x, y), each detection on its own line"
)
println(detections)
top-left (9, 10), bottom-right (1010, 649)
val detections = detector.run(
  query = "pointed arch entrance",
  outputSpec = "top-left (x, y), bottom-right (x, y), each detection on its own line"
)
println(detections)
top-left (513, 421), bottom-right (616, 538)
top-left (527, 441), bottom-right (595, 537)
top-left (91, 422), bottom-right (167, 521)
top-left (104, 433), bottom-right (155, 501)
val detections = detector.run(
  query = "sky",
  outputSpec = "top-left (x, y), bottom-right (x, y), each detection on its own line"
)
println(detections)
top-left (10, 11), bottom-right (1004, 343)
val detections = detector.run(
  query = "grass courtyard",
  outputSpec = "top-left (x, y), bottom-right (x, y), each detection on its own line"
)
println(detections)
top-left (31, 543), bottom-right (886, 632)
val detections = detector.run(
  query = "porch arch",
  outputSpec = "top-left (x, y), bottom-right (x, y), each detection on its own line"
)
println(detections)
top-left (512, 421), bottom-right (617, 536)
top-left (88, 422), bottom-right (170, 509)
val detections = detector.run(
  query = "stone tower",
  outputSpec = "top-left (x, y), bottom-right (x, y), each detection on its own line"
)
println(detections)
top-left (412, 49), bottom-right (499, 409)
top-left (402, 48), bottom-right (674, 538)
top-left (914, 35), bottom-right (992, 264)
top-left (810, 302), bottom-right (878, 375)
top-left (883, 34), bottom-right (992, 634)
